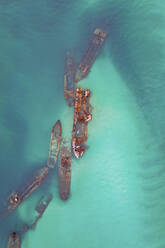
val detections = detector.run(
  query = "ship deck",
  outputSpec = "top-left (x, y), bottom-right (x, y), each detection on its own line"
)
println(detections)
top-left (72, 88), bottom-right (92, 158)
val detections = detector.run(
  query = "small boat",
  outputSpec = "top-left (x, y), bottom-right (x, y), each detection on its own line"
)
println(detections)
top-left (58, 143), bottom-right (71, 200)
top-left (7, 232), bottom-right (20, 248)
top-left (72, 88), bottom-right (92, 158)
top-left (7, 166), bottom-right (49, 214)
top-left (47, 120), bottom-right (62, 169)
top-left (64, 51), bottom-right (75, 107)
top-left (75, 28), bottom-right (107, 82)
top-left (30, 193), bottom-right (53, 229)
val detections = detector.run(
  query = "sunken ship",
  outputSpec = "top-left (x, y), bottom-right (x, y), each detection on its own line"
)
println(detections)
top-left (7, 166), bottom-right (49, 214)
top-left (30, 193), bottom-right (53, 229)
top-left (58, 143), bottom-right (71, 200)
top-left (75, 28), bottom-right (107, 82)
top-left (47, 120), bottom-right (62, 169)
top-left (64, 51), bottom-right (75, 107)
top-left (72, 88), bottom-right (92, 158)
top-left (7, 232), bottom-right (20, 248)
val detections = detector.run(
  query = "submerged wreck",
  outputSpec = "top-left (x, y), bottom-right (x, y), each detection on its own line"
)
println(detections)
top-left (30, 193), bottom-right (53, 229)
top-left (64, 51), bottom-right (75, 106)
top-left (20, 194), bottom-right (53, 235)
top-left (7, 166), bottom-right (49, 215)
top-left (75, 28), bottom-right (107, 82)
top-left (59, 143), bottom-right (71, 200)
top-left (47, 120), bottom-right (62, 169)
top-left (72, 88), bottom-right (92, 158)
top-left (7, 232), bottom-right (20, 248)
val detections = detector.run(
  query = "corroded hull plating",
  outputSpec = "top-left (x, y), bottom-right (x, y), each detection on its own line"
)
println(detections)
top-left (8, 233), bottom-right (20, 248)
top-left (72, 88), bottom-right (92, 158)
top-left (75, 29), bottom-right (107, 82)
top-left (47, 120), bottom-right (62, 168)
top-left (7, 166), bottom-right (49, 214)
top-left (59, 145), bottom-right (71, 200)
top-left (30, 193), bottom-right (53, 229)
top-left (64, 51), bottom-right (75, 106)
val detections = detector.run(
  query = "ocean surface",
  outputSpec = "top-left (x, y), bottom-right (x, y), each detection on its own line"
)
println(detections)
top-left (0, 0), bottom-right (165, 247)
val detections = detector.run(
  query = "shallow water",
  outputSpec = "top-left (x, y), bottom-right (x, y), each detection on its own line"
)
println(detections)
top-left (0, 0), bottom-right (165, 247)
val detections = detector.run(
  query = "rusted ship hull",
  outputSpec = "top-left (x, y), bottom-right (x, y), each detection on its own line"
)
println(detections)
top-left (8, 233), bottom-right (20, 248)
top-left (72, 125), bottom-right (88, 159)
top-left (72, 88), bottom-right (92, 158)
top-left (7, 166), bottom-right (49, 214)
top-left (75, 29), bottom-right (107, 82)
top-left (64, 51), bottom-right (75, 106)
top-left (59, 168), bottom-right (71, 200)
top-left (47, 120), bottom-right (62, 169)
top-left (59, 145), bottom-right (71, 200)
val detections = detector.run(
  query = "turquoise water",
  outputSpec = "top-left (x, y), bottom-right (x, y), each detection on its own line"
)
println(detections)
top-left (0, 0), bottom-right (165, 247)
